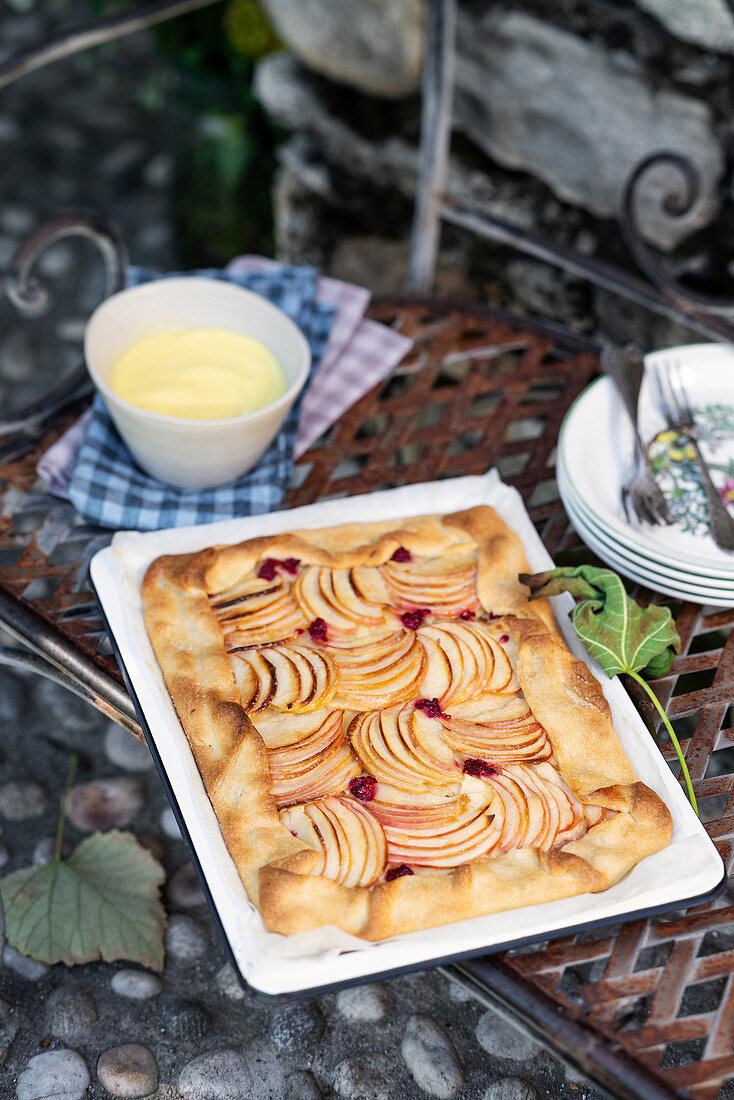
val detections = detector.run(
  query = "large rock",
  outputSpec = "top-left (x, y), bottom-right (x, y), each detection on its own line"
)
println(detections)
top-left (261, 0), bottom-right (425, 97)
top-left (454, 11), bottom-right (722, 248)
top-left (635, 0), bottom-right (734, 54)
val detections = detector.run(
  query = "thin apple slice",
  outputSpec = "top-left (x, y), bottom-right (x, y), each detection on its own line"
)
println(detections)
top-left (293, 566), bottom-right (360, 633)
top-left (348, 708), bottom-right (459, 795)
top-left (254, 708), bottom-right (337, 749)
top-left (268, 713), bottom-right (361, 807)
top-left (229, 650), bottom-right (275, 713)
top-left (441, 710), bottom-right (551, 764)
top-left (380, 553), bottom-right (479, 614)
top-left (280, 797), bottom-right (387, 886)
top-left (371, 793), bottom-right (501, 867)
top-left (222, 586), bottom-right (307, 648)
top-left (332, 632), bottom-right (425, 709)
top-left (418, 634), bottom-right (453, 700)
top-left (330, 569), bottom-right (388, 625)
top-left (210, 575), bottom-right (282, 614)
top-left (351, 566), bottom-right (390, 606)
top-left (257, 647), bottom-right (301, 710)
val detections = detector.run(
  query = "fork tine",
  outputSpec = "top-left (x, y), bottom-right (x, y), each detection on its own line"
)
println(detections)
top-left (669, 359), bottom-right (694, 423)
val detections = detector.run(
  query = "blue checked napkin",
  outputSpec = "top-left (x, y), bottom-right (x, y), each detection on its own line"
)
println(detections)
top-left (65, 264), bottom-right (335, 531)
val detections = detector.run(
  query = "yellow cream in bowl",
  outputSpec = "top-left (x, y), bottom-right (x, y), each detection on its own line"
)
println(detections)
top-left (109, 328), bottom-right (288, 419)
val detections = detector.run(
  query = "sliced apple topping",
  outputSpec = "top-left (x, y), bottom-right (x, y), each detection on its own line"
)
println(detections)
top-left (328, 628), bottom-right (426, 709)
top-left (294, 566), bottom-right (388, 633)
top-left (254, 708), bottom-right (339, 749)
top-left (485, 763), bottom-right (585, 853)
top-left (280, 796), bottom-right (387, 886)
top-left (210, 574), bottom-right (282, 614)
top-left (441, 706), bottom-right (551, 765)
top-left (267, 713), bottom-right (361, 807)
top-left (417, 620), bottom-right (516, 706)
top-left (369, 790), bottom-right (501, 868)
top-left (347, 705), bottom-right (459, 795)
top-left (380, 551), bottom-right (479, 614)
top-left (220, 585), bottom-right (307, 648)
top-left (229, 643), bottom-right (337, 712)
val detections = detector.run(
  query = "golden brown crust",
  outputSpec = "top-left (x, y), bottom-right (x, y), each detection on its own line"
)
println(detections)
top-left (141, 506), bottom-right (673, 940)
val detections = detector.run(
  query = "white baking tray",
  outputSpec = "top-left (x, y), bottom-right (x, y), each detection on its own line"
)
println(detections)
top-left (90, 470), bottom-right (725, 1000)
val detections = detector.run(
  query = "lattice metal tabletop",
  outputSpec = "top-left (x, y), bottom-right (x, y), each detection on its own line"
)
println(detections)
top-left (1, 299), bottom-right (733, 1099)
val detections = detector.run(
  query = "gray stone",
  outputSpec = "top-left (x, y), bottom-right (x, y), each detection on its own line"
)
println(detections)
top-left (17, 1049), bottom-right (90, 1100)
top-left (336, 983), bottom-right (388, 1021)
top-left (0, 841), bottom-right (9, 869)
top-left (0, 780), bottom-right (47, 820)
top-left (215, 964), bottom-right (246, 1001)
top-left (97, 1043), bottom-right (159, 1098)
top-left (271, 1001), bottom-right (324, 1055)
top-left (111, 969), bottom-right (162, 1001)
top-left (0, 997), bottom-right (19, 1065)
top-left (331, 1056), bottom-right (395, 1100)
top-left (33, 835), bottom-right (71, 865)
top-left (453, 11), bottom-right (723, 249)
top-left (67, 776), bottom-right (146, 831)
top-left (165, 914), bottom-right (209, 963)
top-left (178, 1050), bottom-right (253, 1099)
top-left (0, 204), bottom-right (34, 235)
top-left (160, 806), bottom-right (183, 839)
top-left (164, 998), bottom-right (212, 1041)
top-left (483, 1080), bottom-right (538, 1100)
top-left (2, 945), bottom-right (49, 980)
top-left (44, 988), bottom-right (98, 1039)
top-left (104, 724), bottom-right (154, 772)
top-left (635, 0), bottom-right (734, 53)
top-left (167, 861), bottom-right (206, 908)
top-left (261, 0), bottom-right (424, 97)
top-left (476, 1010), bottom-right (541, 1062)
top-left (401, 1014), bottom-right (463, 1098)
top-left (285, 1070), bottom-right (322, 1100)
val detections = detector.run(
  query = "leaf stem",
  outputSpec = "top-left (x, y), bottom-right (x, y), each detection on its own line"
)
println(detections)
top-left (55, 754), bottom-right (78, 863)
top-left (627, 670), bottom-right (698, 815)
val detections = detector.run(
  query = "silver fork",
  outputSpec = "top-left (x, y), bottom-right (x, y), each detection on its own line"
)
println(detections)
top-left (652, 359), bottom-right (734, 553)
top-left (600, 344), bottom-right (672, 526)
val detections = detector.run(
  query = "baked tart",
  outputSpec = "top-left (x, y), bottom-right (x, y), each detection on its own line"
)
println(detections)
top-left (141, 505), bottom-right (672, 939)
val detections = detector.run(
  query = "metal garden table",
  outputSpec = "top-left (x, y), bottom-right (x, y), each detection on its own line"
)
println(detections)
top-left (0, 296), bottom-right (732, 1100)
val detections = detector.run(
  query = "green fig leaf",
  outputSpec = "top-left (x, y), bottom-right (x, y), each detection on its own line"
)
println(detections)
top-left (0, 830), bottom-right (166, 970)
top-left (521, 565), bottom-right (680, 678)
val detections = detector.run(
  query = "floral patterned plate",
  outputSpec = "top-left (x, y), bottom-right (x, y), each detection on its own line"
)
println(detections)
top-left (559, 344), bottom-right (734, 579)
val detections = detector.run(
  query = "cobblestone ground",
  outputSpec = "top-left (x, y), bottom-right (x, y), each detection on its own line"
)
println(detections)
top-left (0, 2), bottom-right (610, 1097)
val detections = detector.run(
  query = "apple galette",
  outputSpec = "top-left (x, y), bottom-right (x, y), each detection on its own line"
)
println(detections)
top-left (142, 506), bottom-right (672, 939)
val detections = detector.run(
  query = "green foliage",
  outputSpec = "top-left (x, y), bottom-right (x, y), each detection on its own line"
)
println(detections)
top-left (521, 565), bottom-right (696, 812)
top-left (521, 565), bottom-right (680, 678)
top-left (225, 0), bottom-right (282, 60)
top-left (0, 831), bottom-right (166, 970)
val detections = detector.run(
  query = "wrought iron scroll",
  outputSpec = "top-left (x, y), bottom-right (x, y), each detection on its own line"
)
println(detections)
top-left (621, 150), bottom-right (734, 319)
top-left (0, 214), bottom-right (128, 465)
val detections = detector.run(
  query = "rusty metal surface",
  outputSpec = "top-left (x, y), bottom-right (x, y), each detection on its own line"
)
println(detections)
top-left (0, 300), bottom-right (733, 1097)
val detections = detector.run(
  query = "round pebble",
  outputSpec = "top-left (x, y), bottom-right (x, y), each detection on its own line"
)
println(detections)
top-left (111, 970), bottom-right (162, 1001)
top-left (165, 914), bottom-right (209, 963)
top-left (167, 862), bottom-right (206, 908)
top-left (160, 806), bottom-right (183, 839)
top-left (285, 1070), bottom-right (322, 1100)
top-left (215, 964), bottom-right (246, 1001)
top-left (104, 724), bottom-right (154, 772)
top-left (447, 981), bottom-right (475, 1003)
top-left (483, 1079), bottom-right (538, 1100)
top-left (164, 998), bottom-right (212, 1041)
top-left (0, 780), bottom-right (47, 820)
top-left (17, 1049), bottom-right (90, 1100)
top-left (178, 1050), bottom-right (253, 1099)
top-left (3, 945), bottom-right (49, 980)
top-left (331, 1056), bottom-right (395, 1100)
top-left (336, 984), bottom-right (388, 1021)
top-left (44, 988), bottom-right (98, 1039)
top-left (67, 777), bottom-right (146, 831)
top-left (97, 1043), bottom-right (159, 1098)
top-left (271, 1002), bottom-right (324, 1056)
top-left (476, 1011), bottom-right (540, 1062)
top-left (402, 1014), bottom-right (463, 1098)
top-left (33, 836), bottom-right (71, 865)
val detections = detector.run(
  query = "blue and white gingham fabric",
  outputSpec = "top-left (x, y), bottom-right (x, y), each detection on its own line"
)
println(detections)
top-left (66, 265), bottom-right (335, 531)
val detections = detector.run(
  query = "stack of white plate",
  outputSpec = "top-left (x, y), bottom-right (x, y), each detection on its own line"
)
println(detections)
top-left (557, 343), bottom-right (734, 607)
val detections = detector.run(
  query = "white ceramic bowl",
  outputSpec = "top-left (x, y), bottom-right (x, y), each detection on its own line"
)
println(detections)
top-left (84, 277), bottom-right (311, 490)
